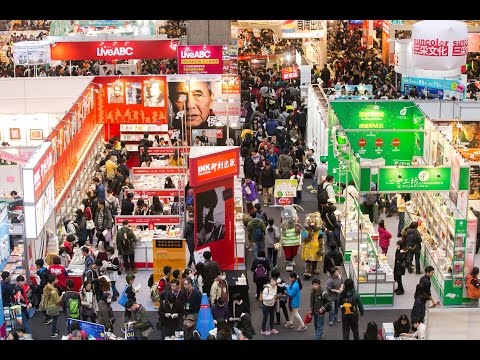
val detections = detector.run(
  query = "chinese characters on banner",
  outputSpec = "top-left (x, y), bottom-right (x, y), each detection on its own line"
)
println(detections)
top-left (189, 148), bottom-right (239, 187)
top-left (281, 66), bottom-right (299, 80)
top-left (295, 20), bottom-right (321, 31)
top-left (274, 179), bottom-right (297, 206)
top-left (377, 167), bottom-right (451, 192)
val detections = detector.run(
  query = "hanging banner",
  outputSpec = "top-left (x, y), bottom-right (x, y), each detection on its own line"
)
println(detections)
top-left (377, 166), bottom-right (451, 192)
top-left (51, 40), bottom-right (177, 61)
top-left (114, 216), bottom-right (180, 225)
top-left (177, 45), bottom-right (223, 74)
top-left (411, 20), bottom-right (468, 71)
top-left (401, 76), bottom-right (467, 100)
top-left (281, 20), bottom-right (324, 38)
top-left (13, 41), bottom-right (51, 65)
top-left (274, 179), bottom-right (297, 206)
top-left (281, 66), bottom-right (299, 80)
top-left (222, 45), bottom-right (238, 74)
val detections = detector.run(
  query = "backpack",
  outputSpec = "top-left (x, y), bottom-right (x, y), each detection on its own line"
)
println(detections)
top-left (150, 284), bottom-right (159, 302)
top-left (106, 198), bottom-right (118, 217)
top-left (256, 210), bottom-right (267, 225)
top-left (365, 194), bottom-right (377, 206)
top-left (243, 132), bottom-right (253, 146)
top-left (406, 232), bottom-right (416, 251)
top-left (390, 196), bottom-right (398, 213)
top-left (252, 226), bottom-right (264, 242)
top-left (68, 297), bottom-right (80, 319)
top-left (317, 182), bottom-right (331, 205)
top-left (186, 189), bottom-right (194, 207)
top-left (340, 295), bottom-right (358, 315)
top-left (254, 263), bottom-right (268, 281)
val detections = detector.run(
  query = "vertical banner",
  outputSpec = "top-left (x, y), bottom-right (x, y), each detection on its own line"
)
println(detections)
top-left (222, 45), bottom-right (238, 74)
top-left (382, 20), bottom-right (390, 65)
top-left (151, 238), bottom-right (186, 298)
top-left (193, 178), bottom-right (235, 270)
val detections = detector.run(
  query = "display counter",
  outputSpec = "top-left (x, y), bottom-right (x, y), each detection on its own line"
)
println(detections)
top-left (404, 192), bottom-right (471, 305)
top-left (339, 198), bottom-right (375, 262)
top-left (131, 228), bottom-right (182, 269)
top-left (348, 235), bottom-right (395, 306)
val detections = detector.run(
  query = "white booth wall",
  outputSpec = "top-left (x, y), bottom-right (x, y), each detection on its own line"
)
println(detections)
top-left (0, 113), bottom-right (63, 146)
top-left (415, 100), bottom-right (480, 121)
top-left (0, 76), bottom-right (94, 114)
top-left (307, 84), bottom-right (328, 158)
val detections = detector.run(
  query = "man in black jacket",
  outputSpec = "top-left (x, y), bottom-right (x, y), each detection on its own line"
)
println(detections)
top-left (158, 292), bottom-right (185, 339)
top-left (259, 160), bottom-right (276, 207)
top-left (121, 193), bottom-right (135, 215)
top-left (406, 222), bottom-right (423, 274)
top-left (202, 251), bottom-right (220, 296)
top-left (177, 277), bottom-right (202, 316)
top-left (309, 278), bottom-right (332, 340)
top-left (323, 244), bottom-right (344, 274)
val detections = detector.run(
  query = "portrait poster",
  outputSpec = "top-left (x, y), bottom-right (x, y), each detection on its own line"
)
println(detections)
top-left (107, 82), bottom-right (125, 104)
top-left (195, 186), bottom-right (226, 247)
top-left (126, 82), bottom-right (142, 105)
top-left (143, 78), bottom-right (166, 107)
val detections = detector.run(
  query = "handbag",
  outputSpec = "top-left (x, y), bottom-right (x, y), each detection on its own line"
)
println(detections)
top-left (118, 285), bottom-right (129, 307)
top-left (86, 219), bottom-right (95, 230)
top-left (26, 307), bottom-right (35, 319)
top-left (304, 312), bottom-right (313, 324)
top-left (45, 305), bottom-right (60, 316)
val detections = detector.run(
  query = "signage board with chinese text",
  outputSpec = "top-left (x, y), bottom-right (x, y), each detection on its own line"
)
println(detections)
top-left (152, 238), bottom-right (186, 293)
top-left (274, 179), bottom-right (297, 206)
top-left (189, 147), bottom-right (239, 187)
top-left (177, 45), bottom-right (223, 74)
top-left (377, 166), bottom-right (451, 192)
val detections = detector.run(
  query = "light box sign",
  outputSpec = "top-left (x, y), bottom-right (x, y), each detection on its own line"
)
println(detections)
top-left (281, 66), bottom-right (299, 80)
top-left (177, 45), bottom-right (223, 74)
top-left (377, 167), bottom-right (451, 192)
top-left (331, 101), bottom-right (425, 166)
top-left (189, 148), bottom-right (240, 187)
top-left (51, 40), bottom-right (177, 61)
top-left (401, 76), bottom-right (466, 100)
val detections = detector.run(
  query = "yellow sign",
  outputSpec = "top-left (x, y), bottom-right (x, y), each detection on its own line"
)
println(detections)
top-left (152, 238), bottom-right (187, 295)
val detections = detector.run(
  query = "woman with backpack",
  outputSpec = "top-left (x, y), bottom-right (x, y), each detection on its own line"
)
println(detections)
top-left (284, 271), bottom-right (307, 332)
top-left (251, 250), bottom-right (271, 300)
top-left (265, 218), bottom-right (281, 269)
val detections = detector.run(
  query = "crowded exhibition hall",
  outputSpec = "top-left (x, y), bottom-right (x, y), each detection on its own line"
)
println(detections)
top-left (1, 18), bottom-right (480, 342)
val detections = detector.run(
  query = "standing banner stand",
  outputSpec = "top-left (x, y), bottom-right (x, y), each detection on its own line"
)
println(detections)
top-left (189, 146), bottom-right (240, 270)
top-left (273, 179), bottom-right (297, 206)
top-left (328, 100), bottom-right (477, 307)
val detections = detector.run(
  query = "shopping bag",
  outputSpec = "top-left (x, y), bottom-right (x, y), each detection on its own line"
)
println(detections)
top-left (118, 285), bottom-right (129, 307)
top-left (26, 307), bottom-right (35, 319)
top-left (304, 312), bottom-right (313, 324)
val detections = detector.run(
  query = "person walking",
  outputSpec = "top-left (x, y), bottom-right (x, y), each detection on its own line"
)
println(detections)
top-left (116, 220), bottom-right (138, 274)
top-left (394, 240), bottom-right (408, 295)
top-left (259, 160), bottom-right (276, 207)
top-left (309, 278), bottom-right (332, 340)
top-left (406, 221), bottom-right (423, 274)
top-left (105, 246), bottom-right (121, 301)
top-left (265, 218), bottom-right (281, 269)
top-left (251, 250), bottom-right (271, 300)
top-left (43, 274), bottom-right (64, 337)
top-left (326, 267), bottom-right (343, 326)
top-left (338, 278), bottom-right (364, 340)
top-left (396, 194), bottom-right (406, 237)
top-left (284, 271), bottom-right (307, 332)
top-left (378, 220), bottom-right (392, 256)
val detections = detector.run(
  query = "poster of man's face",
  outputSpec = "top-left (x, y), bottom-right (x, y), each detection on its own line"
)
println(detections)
top-left (126, 82), bottom-right (142, 105)
top-left (195, 186), bottom-right (226, 247)
top-left (144, 79), bottom-right (166, 107)
top-left (108, 82), bottom-right (124, 104)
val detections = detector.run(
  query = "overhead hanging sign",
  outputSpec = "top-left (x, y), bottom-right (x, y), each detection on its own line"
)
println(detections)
top-left (177, 45), bottom-right (223, 74)
top-left (281, 66), bottom-right (299, 80)
top-left (401, 75), bottom-right (467, 100)
top-left (377, 166), bottom-right (451, 192)
top-left (411, 20), bottom-right (468, 70)
top-left (281, 20), bottom-right (324, 38)
top-left (13, 41), bottom-right (51, 65)
top-left (189, 147), bottom-right (239, 187)
top-left (51, 40), bottom-right (177, 61)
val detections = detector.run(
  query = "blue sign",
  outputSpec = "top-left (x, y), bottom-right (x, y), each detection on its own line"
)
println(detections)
top-left (401, 76), bottom-right (467, 100)
top-left (67, 318), bottom-right (106, 340)
top-left (349, 20), bottom-right (363, 25)
top-left (390, 20), bottom-right (405, 25)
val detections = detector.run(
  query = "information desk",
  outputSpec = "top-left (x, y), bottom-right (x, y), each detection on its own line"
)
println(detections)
top-left (224, 270), bottom-right (249, 307)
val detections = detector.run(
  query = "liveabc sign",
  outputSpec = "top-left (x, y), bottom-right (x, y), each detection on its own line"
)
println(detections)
top-left (96, 46), bottom-right (134, 57)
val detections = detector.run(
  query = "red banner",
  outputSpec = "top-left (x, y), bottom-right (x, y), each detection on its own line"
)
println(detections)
top-left (131, 167), bottom-right (183, 175)
top-left (177, 45), bottom-right (224, 74)
top-left (51, 40), bottom-right (177, 61)
top-left (114, 215), bottom-right (180, 225)
top-left (33, 144), bottom-right (54, 201)
top-left (189, 148), bottom-right (240, 187)
top-left (49, 84), bottom-right (97, 198)
top-left (93, 75), bottom-right (168, 125)
top-left (281, 66), bottom-right (299, 80)
top-left (193, 177), bottom-right (235, 270)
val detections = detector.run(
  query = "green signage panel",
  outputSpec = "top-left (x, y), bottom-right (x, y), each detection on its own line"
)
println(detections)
top-left (459, 167), bottom-right (470, 191)
top-left (330, 101), bottom-right (426, 166)
top-left (378, 167), bottom-right (451, 192)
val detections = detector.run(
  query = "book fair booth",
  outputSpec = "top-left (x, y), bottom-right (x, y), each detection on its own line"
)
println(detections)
top-left (328, 100), bottom-right (477, 307)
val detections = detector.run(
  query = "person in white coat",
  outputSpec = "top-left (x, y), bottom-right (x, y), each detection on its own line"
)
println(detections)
top-left (260, 278), bottom-right (278, 336)
top-left (290, 167), bottom-right (304, 204)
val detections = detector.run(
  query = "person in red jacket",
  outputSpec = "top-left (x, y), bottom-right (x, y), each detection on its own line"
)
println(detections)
top-left (378, 220), bottom-right (392, 256)
top-left (48, 255), bottom-right (68, 292)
